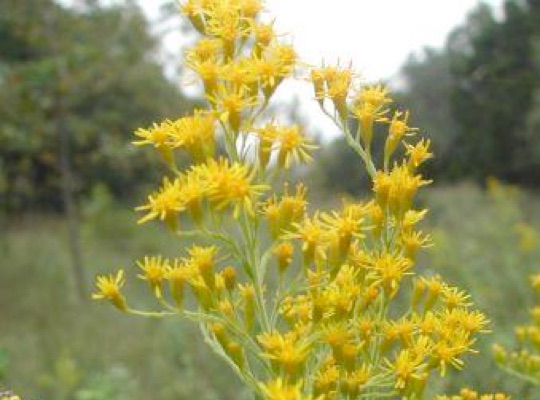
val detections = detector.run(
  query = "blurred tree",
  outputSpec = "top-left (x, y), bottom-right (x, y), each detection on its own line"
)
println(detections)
top-left (0, 0), bottom-right (193, 212)
top-left (447, 0), bottom-right (540, 183)
top-left (0, 0), bottom-right (195, 300)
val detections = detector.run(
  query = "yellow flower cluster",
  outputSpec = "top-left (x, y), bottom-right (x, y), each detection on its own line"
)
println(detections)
top-left (437, 388), bottom-right (510, 400)
top-left (0, 393), bottom-right (22, 400)
top-left (493, 273), bottom-right (540, 386)
top-left (93, 1), bottom-right (494, 398)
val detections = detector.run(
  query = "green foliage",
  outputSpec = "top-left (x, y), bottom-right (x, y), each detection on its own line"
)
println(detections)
top-left (0, 208), bottom-right (240, 400)
top-left (0, 348), bottom-right (8, 382)
top-left (0, 0), bottom-right (194, 211)
top-left (447, 1), bottom-right (539, 182)
top-left (74, 366), bottom-right (137, 400)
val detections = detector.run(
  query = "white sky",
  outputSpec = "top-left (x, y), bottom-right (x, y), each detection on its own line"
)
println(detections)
top-left (143, 0), bottom-right (504, 80)
top-left (140, 0), bottom-right (505, 137)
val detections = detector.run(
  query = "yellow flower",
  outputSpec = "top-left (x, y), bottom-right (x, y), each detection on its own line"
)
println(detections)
top-left (355, 84), bottom-right (392, 109)
top-left (373, 165), bottom-right (430, 217)
top-left (136, 177), bottom-right (184, 230)
top-left (342, 365), bottom-right (372, 397)
top-left (198, 158), bottom-right (268, 217)
top-left (177, 170), bottom-right (211, 224)
top-left (405, 139), bottom-right (433, 170)
top-left (322, 66), bottom-right (355, 119)
top-left (385, 110), bottom-right (418, 161)
top-left (253, 23), bottom-right (275, 54)
top-left (285, 215), bottom-right (327, 266)
top-left (276, 125), bottom-right (317, 168)
top-left (208, 84), bottom-right (258, 131)
top-left (437, 389), bottom-right (510, 400)
top-left (259, 378), bottom-right (304, 400)
top-left (189, 245), bottom-right (219, 290)
top-left (133, 120), bottom-right (174, 164)
top-left (167, 111), bottom-right (216, 163)
top-left (314, 362), bottom-right (339, 397)
top-left (186, 38), bottom-right (223, 64)
top-left (186, 56), bottom-right (222, 94)
top-left (260, 332), bottom-right (310, 377)
top-left (370, 252), bottom-right (413, 297)
top-left (167, 260), bottom-right (192, 308)
top-left (93, 270), bottom-right (127, 311)
top-left (387, 349), bottom-right (424, 390)
top-left (137, 256), bottom-right (169, 297)
top-left (254, 122), bottom-right (279, 168)
top-left (274, 241), bottom-right (295, 274)
top-left (221, 58), bottom-right (258, 89)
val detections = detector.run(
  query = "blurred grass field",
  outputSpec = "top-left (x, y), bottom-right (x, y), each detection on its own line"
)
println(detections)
top-left (2, 182), bottom-right (540, 399)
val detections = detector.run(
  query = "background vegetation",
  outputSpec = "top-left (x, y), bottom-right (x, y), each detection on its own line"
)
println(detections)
top-left (1, 0), bottom-right (540, 399)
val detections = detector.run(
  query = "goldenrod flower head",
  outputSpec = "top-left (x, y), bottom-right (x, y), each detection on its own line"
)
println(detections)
top-left (276, 125), bottom-right (317, 168)
top-left (177, 171), bottom-right (211, 223)
top-left (222, 58), bottom-right (258, 88)
top-left (351, 102), bottom-right (389, 148)
top-left (405, 139), bottom-right (433, 170)
top-left (402, 209), bottom-right (428, 231)
top-left (188, 245), bottom-right (219, 290)
top-left (133, 120), bottom-right (172, 148)
top-left (137, 256), bottom-right (169, 297)
top-left (259, 378), bottom-right (304, 400)
top-left (208, 84), bottom-right (258, 131)
top-left (437, 389), bottom-right (511, 400)
top-left (319, 65), bottom-right (356, 119)
top-left (314, 363), bottom-right (339, 397)
top-left (441, 286), bottom-right (472, 310)
top-left (342, 365), bottom-right (371, 397)
top-left (237, 0), bottom-right (263, 19)
top-left (431, 338), bottom-right (468, 376)
top-left (260, 333), bottom-right (310, 376)
top-left (355, 84), bottom-right (392, 110)
top-left (373, 165), bottom-right (430, 217)
top-left (167, 260), bottom-right (192, 307)
top-left (186, 38), bottom-right (223, 64)
top-left (263, 189), bottom-right (304, 238)
top-left (168, 111), bottom-right (216, 162)
top-left (387, 349), bottom-right (423, 390)
top-left (400, 230), bottom-right (432, 259)
top-left (253, 22), bottom-right (275, 50)
top-left (133, 120), bottom-right (174, 164)
top-left (136, 177), bottom-right (184, 230)
top-left (321, 207), bottom-right (365, 257)
top-left (186, 56), bottom-right (222, 94)
top-left (204, 1), bottom-right (247, 44)
top-left (93, 270), bottom-right (127, 311)
top-left (388, 110), bottom-right (417, 139)
top-left (385, 110), bottom-right (418, 161)
top-left (274, 241), bottom-right (294, 274)
top-left (285, 215), bottom-right (327, 265)
top-left (198, 158), bottom-right (268, 217)
top-left (370, 252), bottom-right (412, 296)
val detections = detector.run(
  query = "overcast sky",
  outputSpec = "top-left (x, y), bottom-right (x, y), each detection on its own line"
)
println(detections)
top-left (142, 0), bottom-right (504, 80)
